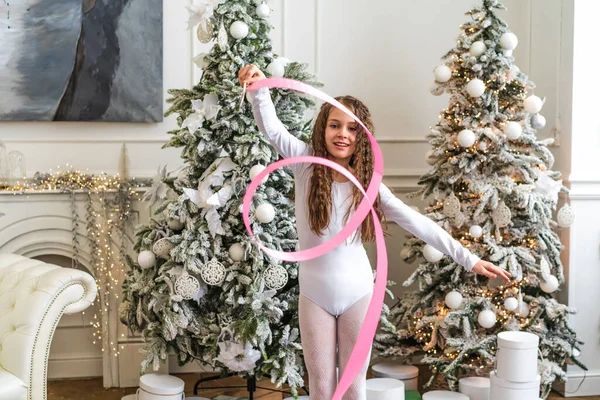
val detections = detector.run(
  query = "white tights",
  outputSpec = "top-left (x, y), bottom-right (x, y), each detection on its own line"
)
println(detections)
top-left (298, 292), bottom-right (372, 400)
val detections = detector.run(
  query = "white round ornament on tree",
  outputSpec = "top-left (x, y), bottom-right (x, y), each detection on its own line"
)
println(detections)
top-left (466, 78), bottom-right (485, 98)
top-left (500, 32), bottom-right (519, 50)
top-left (175, 273), bottom-right (201, 300)
top-left (426, 149), bottom-right (437, 165)
top-left (503, 121), bottom-right (523, 140)
top-left (153, 238), bottom-right (175, 259)
top-left (256, 3), bottom-right (270, 18)
top-left (478, 310), bottom-right (497, 328)
top-left (458, 129), bottom-right (476, 147)
top-left (573, 348), bottom-right (581, 358)
top-left (531, 114), bottom-right (546, 129)
top-left (504, 297), bottom-right (519, 311)
top-left (266, 61), bottom-right (285, 77)
top-left (492, 201), bottom-right (512, 228)
top-left (557, 203), bottom-right (575, 227)
top-left (138, 250), bottom-right (156, 269)
top-left (249, 164), bottom-right (269, 184)
top-left (443, 192), bottom-right (461, 217)
top-left (228, 243), bottom-right (245, 262)
top-left (264, 265), bottom-right (288, 290)
top-left (445, 291), bottom-right (463, 309)
top-left (201, 259), bottom-right (227, 286)
top-left (430, 83), bottom-right (445, 96)
top-left (423, 244), bottom-right (444, 263)
top-left (540, 275), bottom-right (559, 293)
top-left (469, 225), bottom-right (483, 238)
top-left (167, 218), bottom-right (185, 231)
top-left (434, 65), bottom-right (452, 83)
top-left (229, 21), bottom-right (249, 39)
top-left (470, 41), bottom-right (487, 57)
top-left (524, 95), bottom-right (543, 113)
top-left (255, 203), bottom-right (276, 223)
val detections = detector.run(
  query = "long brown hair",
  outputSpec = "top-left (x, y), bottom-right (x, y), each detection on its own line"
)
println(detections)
top-left (307, 95), bottom-right (385, 242)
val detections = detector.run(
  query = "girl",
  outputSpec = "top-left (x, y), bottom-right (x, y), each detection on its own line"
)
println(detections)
top-left (238, 65), bottom-right (510, 400)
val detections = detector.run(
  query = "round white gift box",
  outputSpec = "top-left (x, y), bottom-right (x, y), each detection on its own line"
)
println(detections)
top-left (422, 391), bottom-right (468, 399)
top-left (372, 362), bottom-right (419, 390)
top-left (490, 371), bottom-right (540, 400)
top-left (459, 376), bottom-right (490, 400)
top-left (366, 378), bottom-right (405, 400)
top-left (496, 331), bottom-right (539, 382)
top-left (138, 374), bottom-right (185, 400)
top-left (284, 397), bottom-right (309, 400)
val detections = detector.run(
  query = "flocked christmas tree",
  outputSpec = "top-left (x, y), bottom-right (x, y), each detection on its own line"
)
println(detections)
top-left (120, 0), bottom-right (317, 393)
top-left (374, 1), bottom-right (583, 397)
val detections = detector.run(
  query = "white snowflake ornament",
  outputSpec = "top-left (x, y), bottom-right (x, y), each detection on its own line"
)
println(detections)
top-left (201, 259), bottom-right (227, 286)
top-left (175, 274), bottom-right (201, 300)
top-left (443, 192), bottom-right (461, 218)
top-left (264, 265), bottom-right (288, 290)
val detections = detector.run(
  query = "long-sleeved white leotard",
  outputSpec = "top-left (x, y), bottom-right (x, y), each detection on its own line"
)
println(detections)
top-left (249, 88), bottom-right (480, 316)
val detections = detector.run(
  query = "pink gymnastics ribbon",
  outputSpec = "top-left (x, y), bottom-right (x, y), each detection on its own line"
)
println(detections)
top-left (242, 78), bottom-right (387, 400)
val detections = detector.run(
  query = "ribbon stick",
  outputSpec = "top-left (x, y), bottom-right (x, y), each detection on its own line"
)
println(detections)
top-left (242, 78), bottom-right (387, 400)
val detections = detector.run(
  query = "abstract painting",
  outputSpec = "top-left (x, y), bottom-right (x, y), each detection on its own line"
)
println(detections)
top-left (0, 0), bottom-right (163, 122)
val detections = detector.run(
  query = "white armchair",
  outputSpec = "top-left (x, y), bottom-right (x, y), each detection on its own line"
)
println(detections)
top-left (0, 253), bottom-right (97, 400)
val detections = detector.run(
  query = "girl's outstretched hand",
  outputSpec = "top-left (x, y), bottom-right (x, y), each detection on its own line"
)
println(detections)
top-left (472, 260), bottom-right (511, 283)
top-left (238, 64), bottom-right (266, 86)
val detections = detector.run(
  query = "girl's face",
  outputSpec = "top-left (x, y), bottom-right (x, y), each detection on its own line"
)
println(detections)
top-left (324, 107), bottom-right (358, 166)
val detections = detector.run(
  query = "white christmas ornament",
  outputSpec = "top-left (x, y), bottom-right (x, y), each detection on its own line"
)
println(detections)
top-left (492, 201), bottom-right (512, 228)
top-left (229, 21), bottom-right (249, 39)
top-left (255, 203), bottom-right (276, 223)
top-left (478, 310), bottom-right (497, 328)
top-left (426, 149), bottom-right (437, 165)
top-left (469, 225), bottom-right (483, 238)
top-left (540, 275), bottom-right (559, 293)
top-left (518, 302), bottom-right (530, 317)
top-left (430, 83), bottom-right (445, 96)
top-left (557, 203), bottom-right (575, 227)
top-left (445, 291), bottom-right (463, 309)
top-left (423, 244), bottom-right (444, 263)
top-left (470, 41), bottom-right (487, 57)
top-left (503, 121), bottom-right (523, 140)
top-left (478, 141), bottom-right (488, 152)
top-left (201, 259), bottom-right (227, 285)
top-left (434, 65), bottom-right (452, 83)
top-left (500, 32), bottom-right (519, 50)
top-left (249, 164), bottom-right (269, 184)
top-left (266, 61), bottom-right (285, 77)
top-left (466, 79), bottom-right (485, 98)
top-left (215, 340), bottom-right (261, 372)
top-left (531, 114), bottom-right (546, 129)
top-left (168, 218), bottom-right (185, 231)
top-left (504, 297), bottom-right (519, 311)
top-left (573, 348), bottom-right (581, 358)
top-left (138, 250), bottom-right (156, 269)
top-left (229, 243), bottom-right (245, 262)
top-left (264, 265), bottom-right (289, 290)
top-left (443, 192), bottom-right (461, 217)
top-left (175, 274), bottom-right (201, 300)
top-left (524, 95), bottom-right (543, 113)
top-left (256, 3), bottom-right (270, 18)
top-left (458, 129), bottom-right (476, 147)
top-left (153, 238), bottom-right (175, 259)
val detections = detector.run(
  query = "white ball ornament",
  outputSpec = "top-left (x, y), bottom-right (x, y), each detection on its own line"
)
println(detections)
top-left (458, 129), bottom-right (476, 147)
top-left (266, 60), bottom-right (285, 77)
top-left (573, 348), bottom-right (581, 358)
top-left (434, 65), bottom-right (452, 83)
top-left (557, 203), bottom-right (575, 227)
top-left (426, 149), bottom-right (437, 165)
top-left (531, 114), bottom-right (546, 129)
top-left (249, 164), bottom-right (269, 184)
top-left (255, 203), bottom-right (276, 223)
top-left (430, 83), bottom-right (444, 96)
top-left (138, 250), bottom-right (156, 269)
top-left (256, 3), bottom-right (270, 18)
top-left (504, 297), bottom-right (519, 311)
top-left (540, 275), bottom-right (559, 293)
top-left (504, 121), bottom-right (523, 140)
top-left (469, 225), bottom-right (483, 238)
top-left (229, 21), bottom-right (249, 39)
top-left (478, 310), bottom-right (497, 329)
top-left (466, 78), bottom-right (485, 97)
top-left (167, 218), bottom-right (184, 231)
top-left (445, 291), bottom-right (463, 310)
top-left (470, 41), bottom-right (487, 57)
top-left (500, 32), bottom-right (519, 50)
top-left (228, 243), bottom-right (245, 262)
top-left (524, 95), bottom-right (543, 113)
top-left (423, 244), bottom-right (444, 263)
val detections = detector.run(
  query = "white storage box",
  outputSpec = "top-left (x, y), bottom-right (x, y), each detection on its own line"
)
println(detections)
top-left (422, 391), bottom-right (468, 399)
top-left (496, 331), bottom-right (539, 382)
top-left (490, 371), bottom-right (540, 400)
top-left (371, 362), bottom-right (419, 390)
top-left (458, 376), bottom-right (490, 400)
top-left (366, 378), bottom-right (405, 400)
top-left (284, 397), bottom-right (309, 400)
top-left (138, 374), bottom-right (185, 400)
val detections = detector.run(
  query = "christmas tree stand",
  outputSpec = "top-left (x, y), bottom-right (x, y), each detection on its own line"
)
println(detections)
top-left (193, 373), bottom-right (309, 400)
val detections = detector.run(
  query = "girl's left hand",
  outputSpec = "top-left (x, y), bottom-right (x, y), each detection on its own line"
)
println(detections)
top-left (472, 260), bottom-right (511, 283)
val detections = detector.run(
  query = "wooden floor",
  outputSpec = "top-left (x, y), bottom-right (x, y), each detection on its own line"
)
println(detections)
top-left (47, 373), bottom-right (599, 400)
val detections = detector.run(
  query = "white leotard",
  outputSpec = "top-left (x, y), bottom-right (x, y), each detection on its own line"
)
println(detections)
top-left (249, 88), bottom-right (480, 316)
